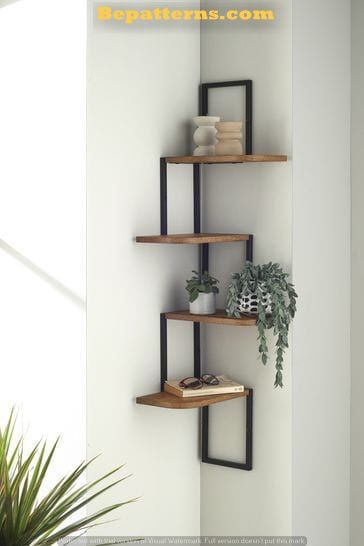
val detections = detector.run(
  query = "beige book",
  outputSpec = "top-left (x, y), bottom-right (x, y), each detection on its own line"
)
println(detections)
top-left (164, 375), bottom-right (244, 398)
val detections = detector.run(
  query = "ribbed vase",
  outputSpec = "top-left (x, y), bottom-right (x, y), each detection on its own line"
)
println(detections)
top-left (215, 121), bottom-right (243, 155)
top-left (193, 116), bottom-right (220, 156)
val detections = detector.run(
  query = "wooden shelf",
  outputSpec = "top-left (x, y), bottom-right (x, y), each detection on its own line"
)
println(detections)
top-left (165, 309), bottom-right (257, 326)
top-left (136, 389), bottom-right (249, 409)
top-left (165, 154), bottom-right (287, 164)
top-left (136, 233), bottom-right (250, 244)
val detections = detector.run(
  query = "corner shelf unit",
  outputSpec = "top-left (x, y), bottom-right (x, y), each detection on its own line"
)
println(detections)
top-left (135, 151), bottom-right (287, 472)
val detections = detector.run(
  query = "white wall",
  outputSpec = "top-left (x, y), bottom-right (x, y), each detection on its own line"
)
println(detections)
top-left (88, 1), bottom-right (352, 540)
top-left (292, 1), bottom-right (351, 545)
top-left (200, 0), bottom-right (293, 535)
top-left (87, 0), bottom-right (201, 536)
top-left (351, 0), bottom-right (364, 544)
top-left (0, 0), bottom-right (86, 477)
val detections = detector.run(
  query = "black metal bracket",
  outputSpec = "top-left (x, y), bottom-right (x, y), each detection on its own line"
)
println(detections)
top-left (158, 158), bottom-right (254, 471)
top-left (200, 79), bottom-right (253, 155)
top-left (246, 234), bottom-right (254, 262)
top-left (196, 187), bottom-right (253, 470)
top-left (141, 79), bottom-right (259, 468)
top-left (160, 313), bottom-right (168, 392)
top-left (160, 311), bottom-right (253, 471)
top-left (160, 158), bottom-right (168, 235)
top-left (202, 390), bottom-right (253, 471)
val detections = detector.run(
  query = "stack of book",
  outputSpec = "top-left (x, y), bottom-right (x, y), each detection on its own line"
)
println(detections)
top-left (164, 375), bottom-right (244, 398)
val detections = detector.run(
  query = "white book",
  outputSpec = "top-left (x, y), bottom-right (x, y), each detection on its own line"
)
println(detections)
top-left (164, 375), bottom-right (244, 398)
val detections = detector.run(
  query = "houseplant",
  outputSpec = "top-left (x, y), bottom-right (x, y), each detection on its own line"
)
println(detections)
top-left (226, 262), bottom-right (297, 388)
top-left (0, 410), bottom-right (136, 546)
top-left (186, 270), bottom-right (219, 315)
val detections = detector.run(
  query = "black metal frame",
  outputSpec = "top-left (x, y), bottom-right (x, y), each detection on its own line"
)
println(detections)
top-left (200, 79), bottom-right (253, 155)
top-left (160, 310), bottom-right (253, 471)
top-left (202, 390), bottom-right (253, 471)
top-left (160, 158), bottom-right (168, 235)
top-left (159, 159), bottom-right (254, 471)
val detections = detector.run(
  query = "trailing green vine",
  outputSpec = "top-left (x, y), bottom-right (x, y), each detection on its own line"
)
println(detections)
top-left (226, 262), bottom-right (297, 388)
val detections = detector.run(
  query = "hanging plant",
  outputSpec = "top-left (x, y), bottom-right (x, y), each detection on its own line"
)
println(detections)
top-left (226, 262), bottom-right (298, 388)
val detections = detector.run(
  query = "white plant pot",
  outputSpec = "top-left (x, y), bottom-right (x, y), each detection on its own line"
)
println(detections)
top-left (215, 120), bottom-right (244, 155)
top-left (193, 116), bottom-right (220, 156)
top-left (189, 292), bottom-right (216, 315)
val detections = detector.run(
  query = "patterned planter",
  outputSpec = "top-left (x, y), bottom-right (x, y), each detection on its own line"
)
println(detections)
top-left (236, 287), bottom-right (272, 315)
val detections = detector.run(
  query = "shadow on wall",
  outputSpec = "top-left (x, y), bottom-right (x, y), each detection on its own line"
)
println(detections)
top-left (0, 238), bottom-right (85, 309)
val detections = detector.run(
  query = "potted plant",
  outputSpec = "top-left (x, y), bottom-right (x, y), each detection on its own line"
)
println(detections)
top-left (186, 270), bottom-right (219, 315)
top-left (226, 262), bottom-right (298, 388)
top-left (0, 410), bottom-right (136, 545)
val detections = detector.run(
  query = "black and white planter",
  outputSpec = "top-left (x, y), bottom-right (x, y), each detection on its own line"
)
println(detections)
top-left (236, 288), bottom-right (272, 315)
top-left (189, 292), bottom-right (216, 315)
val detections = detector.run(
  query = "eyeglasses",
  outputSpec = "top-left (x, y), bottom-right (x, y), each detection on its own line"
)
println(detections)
top-left (178, 374), bottom-right (219, 390)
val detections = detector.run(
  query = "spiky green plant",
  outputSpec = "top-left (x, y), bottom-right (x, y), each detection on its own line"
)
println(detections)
top-left (0, 410), bottom-right (136, 546)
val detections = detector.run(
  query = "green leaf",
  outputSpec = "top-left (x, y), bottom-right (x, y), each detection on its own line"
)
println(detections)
top-left (0, 411), bottom-right (137, 546)
top-left (186, 270), bottom-right (220, 300)
top-left (189, 289), bottom-right (199, 303)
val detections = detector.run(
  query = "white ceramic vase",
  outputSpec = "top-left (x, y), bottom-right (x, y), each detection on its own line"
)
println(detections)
top-left (189, 292), bottom-right (216, 315)
top-left (215, 121), bottom-right (244, 155)
top-left (193, 116), bottom-right (220, 156)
